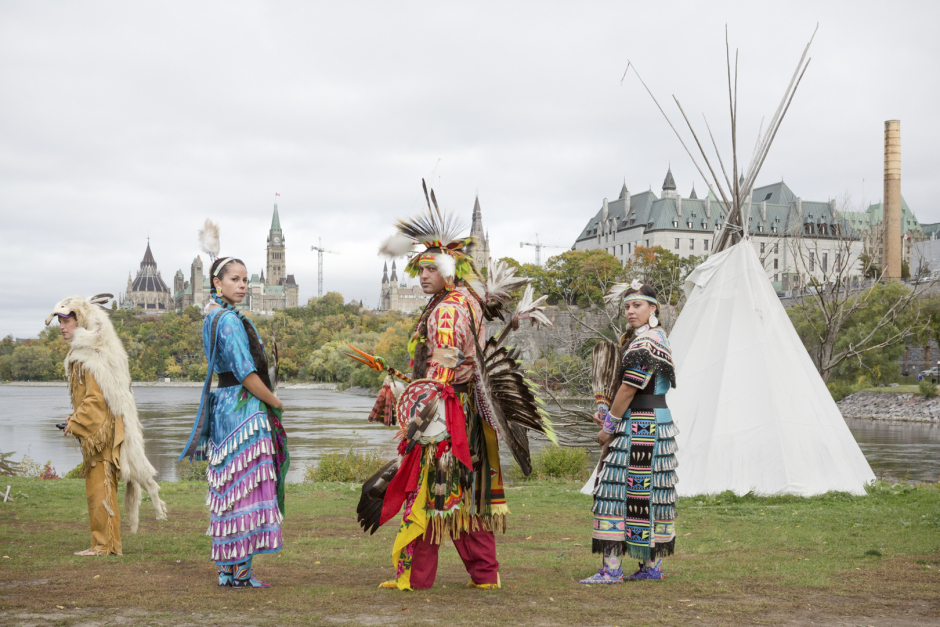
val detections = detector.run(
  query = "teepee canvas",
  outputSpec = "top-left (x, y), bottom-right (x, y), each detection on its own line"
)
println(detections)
top-left (667, 241), bottom-right (874, 496)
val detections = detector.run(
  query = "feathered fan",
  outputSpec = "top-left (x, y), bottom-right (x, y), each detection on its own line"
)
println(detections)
top-left (466, 258), bottom-right (532, 322)
top-left (472, 284), bottom-right (556, 475)
top-left (356, 457), bottom-right (401, 535)
top-left (591, 341), bottom-right (621, 413)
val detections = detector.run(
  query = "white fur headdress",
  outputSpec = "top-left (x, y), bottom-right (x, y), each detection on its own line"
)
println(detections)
top-left (45, 294), bottom-right (168, 532)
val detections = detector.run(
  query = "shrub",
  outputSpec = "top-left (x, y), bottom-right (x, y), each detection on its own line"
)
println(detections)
top-left (176, 459), bottom-right (209, 482)
top-left (17, 450), bottom-right (42, 477)
top-left (38, 461), bottom-right (60, 480)
top-left (511, 445), bottom-right (590, 482)
top-left (63, 462), bottom-right (84, 479)
top-left (304, 448), bottom-right (388, 483)
top-left (918, 378), bottom-right (938, 399)
top-left (827, 379), bottom-right (855, 402)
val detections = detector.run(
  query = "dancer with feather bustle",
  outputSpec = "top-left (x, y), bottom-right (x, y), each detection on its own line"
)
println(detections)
top-left (356, 181), bottom-right (557, 591)
top-left (580, 280), bottom-right (678, 583)
top-left (46, 294), bottom-right (168, 556)
top-left (179, 219), bottom-right (289, 589)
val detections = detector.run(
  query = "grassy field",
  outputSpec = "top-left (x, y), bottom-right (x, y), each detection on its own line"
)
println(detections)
top-left (1, 478), bottom-right (939, 626)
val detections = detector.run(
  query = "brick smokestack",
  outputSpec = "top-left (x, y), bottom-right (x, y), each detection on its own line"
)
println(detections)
top-left (883, 120), bottom-right (902, 279)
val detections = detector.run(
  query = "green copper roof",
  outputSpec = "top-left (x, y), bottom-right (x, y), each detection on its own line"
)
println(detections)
top-left (270, 204), bottom-right (282, 234)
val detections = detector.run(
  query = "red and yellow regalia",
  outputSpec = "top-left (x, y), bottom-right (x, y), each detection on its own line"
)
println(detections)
top-left (352, 182), bottom-right (556, 590)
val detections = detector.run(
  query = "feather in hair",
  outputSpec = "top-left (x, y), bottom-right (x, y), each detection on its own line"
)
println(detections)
top-left (199, 219), bottom-right (221, 261)
top-left (378, 233), bottom-right (415, 258)
top-left (604, 282), bottom-right (632, 305)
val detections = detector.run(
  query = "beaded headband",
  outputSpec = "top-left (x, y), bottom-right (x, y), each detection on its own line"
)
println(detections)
top-left (623, 280), bottom-right (659, 307)
top-left (213, 257), bottom-right (236, 277)
top-left (623, 293), bottom-right (660, 307)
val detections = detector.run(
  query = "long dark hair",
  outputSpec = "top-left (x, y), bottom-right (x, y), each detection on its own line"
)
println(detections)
top-left (208, 257), bottom-right (272, 390)
top-left (619, 284), bottom-right (660, 347)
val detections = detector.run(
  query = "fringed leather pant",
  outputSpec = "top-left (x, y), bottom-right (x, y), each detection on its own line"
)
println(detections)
top-left (85, 460), bottom-right (122, 555)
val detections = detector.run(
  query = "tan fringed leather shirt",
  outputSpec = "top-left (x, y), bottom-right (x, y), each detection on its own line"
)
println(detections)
top-left (66, 363), bottom-right (124, 470)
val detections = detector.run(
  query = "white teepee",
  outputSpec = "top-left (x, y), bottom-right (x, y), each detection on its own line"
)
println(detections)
top-left (666, 241), bottom-right (875, 496)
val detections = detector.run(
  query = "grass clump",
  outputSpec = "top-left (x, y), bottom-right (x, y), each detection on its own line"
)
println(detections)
top-left (63, 462), bottom-right (83, 479)
top-left (175, 459), bottom-right (209, 482)
top-left (514, 445), bottom-right (590, 481)
top-left (304, 448), bottom-right (388, 483)
top-left (918, 378), bottom-right (938, 398)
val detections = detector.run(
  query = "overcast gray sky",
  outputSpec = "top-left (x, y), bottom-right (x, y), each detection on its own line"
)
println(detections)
top-left (2, 1), bottom-right (938, 338)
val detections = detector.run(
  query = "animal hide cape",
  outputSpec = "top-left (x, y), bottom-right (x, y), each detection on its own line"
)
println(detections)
top-left (49, 296), bottom-right (168, 533)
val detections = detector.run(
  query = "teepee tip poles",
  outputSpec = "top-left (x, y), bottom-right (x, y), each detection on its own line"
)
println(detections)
top-left (623, 24), bottom-right (818, 253)
top-left (623, 62), bottom-right (732, 213)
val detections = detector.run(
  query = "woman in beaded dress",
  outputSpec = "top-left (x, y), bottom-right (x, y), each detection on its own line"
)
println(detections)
top-left (580, 282), bottom-right (678, 583)
top-left (180, 222), bottom-right (289, 589)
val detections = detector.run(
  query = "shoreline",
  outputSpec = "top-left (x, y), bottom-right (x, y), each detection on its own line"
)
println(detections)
top-left (1, 381), bottom-right (338, 390)
top-left (838, 390), bottom-right (940, 424)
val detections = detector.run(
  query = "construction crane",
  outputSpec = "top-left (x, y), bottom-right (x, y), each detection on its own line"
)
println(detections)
top-left (310, 238), bottom-right (339, 298)
top-left (520, 234), bottom-right (568, 266)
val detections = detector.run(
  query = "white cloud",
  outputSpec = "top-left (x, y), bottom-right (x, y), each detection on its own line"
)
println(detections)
top-left (2, 1), bottom-right (938, 337)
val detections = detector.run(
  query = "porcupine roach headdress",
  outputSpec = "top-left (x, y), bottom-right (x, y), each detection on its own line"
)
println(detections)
top-left (378, 179), bottom-right (480, 286)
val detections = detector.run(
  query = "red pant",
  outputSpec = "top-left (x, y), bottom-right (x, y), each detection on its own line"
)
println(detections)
top-left (409, 528), bottom-right (499, 590)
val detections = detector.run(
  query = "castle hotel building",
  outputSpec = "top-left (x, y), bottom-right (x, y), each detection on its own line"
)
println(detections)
top-left (573, 167), bottom-right (926, 290)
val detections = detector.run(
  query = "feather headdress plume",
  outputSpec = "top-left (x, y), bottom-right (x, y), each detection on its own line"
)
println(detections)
top-left (604, 279), bottom-right (644, 305)
top-left (199, 219), bottom-right (221, 263)
top-left (378, 179), bottom-right (480, 283)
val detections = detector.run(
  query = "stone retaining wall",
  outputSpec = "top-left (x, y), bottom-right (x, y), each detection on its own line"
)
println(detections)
top-left (837, 391), bottom-right (940, 424)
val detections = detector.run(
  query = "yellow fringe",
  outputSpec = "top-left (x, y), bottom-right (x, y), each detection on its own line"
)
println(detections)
top-left (425, 508), bottom-right (509, 543)
top-left (79, 412), bottom-right (114, 461)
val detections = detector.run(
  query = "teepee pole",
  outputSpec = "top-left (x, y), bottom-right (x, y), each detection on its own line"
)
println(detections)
top-left (625, 62), bottom-right (732, 210)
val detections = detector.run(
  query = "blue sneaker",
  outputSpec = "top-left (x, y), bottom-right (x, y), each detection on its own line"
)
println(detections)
top-left (579, 566), bottom-right (624, 584)
top-left (626, 559), bottom-right (662, 581)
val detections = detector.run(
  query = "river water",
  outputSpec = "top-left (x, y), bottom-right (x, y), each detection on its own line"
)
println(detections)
top-left (2, 386), bottom-right (939, 484)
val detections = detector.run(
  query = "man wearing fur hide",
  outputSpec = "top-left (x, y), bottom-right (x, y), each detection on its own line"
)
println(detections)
top-left (352, 182), bottom-right (556, 591)
top-left (46, 294), bottom-right (167, 556)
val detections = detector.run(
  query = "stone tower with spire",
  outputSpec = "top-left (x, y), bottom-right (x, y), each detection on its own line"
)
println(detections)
top-left (662, 166), bottom-right (678, 199)
top-left (468, 195), bottom-right (490, 271)
top-left (172, 201), bottom-right (299, 313)
top-left (266, 203), bottom-right (286, 287)
top-left (379, 259), bottom-right (429, 312)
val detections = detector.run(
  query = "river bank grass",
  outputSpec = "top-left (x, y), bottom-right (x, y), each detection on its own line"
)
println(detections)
top-left (1, 478), bottom-right (939, 626)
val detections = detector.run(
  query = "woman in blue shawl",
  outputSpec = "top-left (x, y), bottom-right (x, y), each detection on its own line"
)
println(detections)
top-left (180, 253), bottom-right (289, 589)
